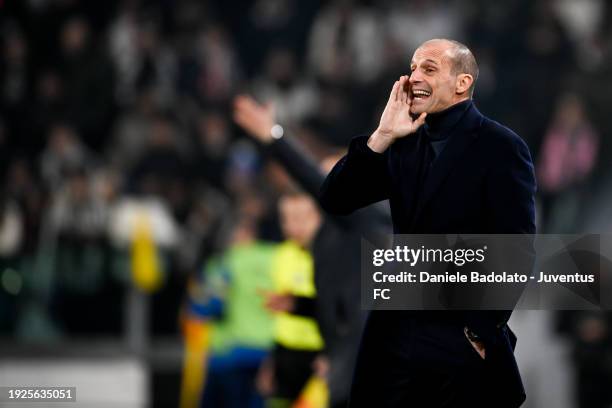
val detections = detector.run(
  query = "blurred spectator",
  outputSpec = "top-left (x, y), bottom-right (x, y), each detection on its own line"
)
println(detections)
top-left (224, 139), bottom-right (262, 196)
top-left (46, 168), bottom-right (118, 331)
top-left (305, 82), bottom-right (371, 146)
top-left (0, 199), bottom-right (23, 260)
top-left (581, 1), bottom-right (612, 170)
top-left (0, 25), bottom-right (30, 134)
top-left (108, 3), bottom-right (143, 105)
top-left (193, 110), bottom-right (234, 193)
top-left (109, 90), bottom-right (157, 171)
top-left (128, 113), bottom-right (190, 220)
top-left (308, 0), bottom-right (384, 84)
top-left (519, 0), bottom-right (577, 148)
top-left (194, 26), bottom-right (242, 104)
top-left (109, 8), bottom-right (177, 108)
top-left (554, 0), bottom-right (604, 70)
top-left (221, 0), bottom-right (319, 77)
top-left (48, 168), bottom-right (110, 241)
top-left (556, 311), bottom-right (612, 408)
top-left (259, 193), bottom-right (324, 407)
top-left (3, 158), bottom-right (45, 255)
top-left (536, 93), bottom-right (599, 232)
top-left (40, 123), bottom-right (90, 190)
top-left (177, 186), bottom-right (234, 273)
top-left (108, 197), bottom-right (179, 252)
top-left (25, 70), bottom-right (66, 154)
top-left (0, 196), bottom-right (24, 332)
top-left (57, 16), bottom-right (115, 149)
top-left (384, 0), bottom-right (463, 63)
top-left (252, 47), bottom-right (318, 125)
top-left (193, 218), bottom-right (276, 408)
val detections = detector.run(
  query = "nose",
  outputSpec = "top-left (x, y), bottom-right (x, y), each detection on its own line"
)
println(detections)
top-left (409, 71), bottom-right (423, 84)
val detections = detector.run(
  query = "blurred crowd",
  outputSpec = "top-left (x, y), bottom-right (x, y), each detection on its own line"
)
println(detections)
top-left (2, 0), bottom-right (612, 407)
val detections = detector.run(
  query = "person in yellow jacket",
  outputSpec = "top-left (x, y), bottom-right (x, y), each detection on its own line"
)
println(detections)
top-left (257, 192), bottom-right (325, 408)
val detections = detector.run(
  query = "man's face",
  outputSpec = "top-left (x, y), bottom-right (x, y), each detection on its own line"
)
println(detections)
top-left (279, 195), bottom-right (321, 247)
top-left (408, 41), bottom-right (459, 115)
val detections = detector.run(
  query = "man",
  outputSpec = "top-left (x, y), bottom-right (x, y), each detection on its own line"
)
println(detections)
top-left (193, 218), bottom-right (276, 408)
top-left (233, 94), bottom-right (389, 408)
top-left (319, 39), bottom-right (536, 407)
top-left (259, 193), bottom-right (325, 408)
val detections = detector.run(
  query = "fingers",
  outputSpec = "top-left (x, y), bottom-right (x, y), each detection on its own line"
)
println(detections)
top-left (399, 75), bottom-right (409, 104)
top-left (388, 76), bottom-right (410, 104)
top-left (233, 95), bottom-right (252, 122)
top-left (234, 94), bottom-right (266, 115)
top-left (234, 94), bottom-right (255, 110)
top-left (404, 77), bottom-right (413, 106)
top-left (389, 80), bottom-right (399, 103)
top-left (389, 75), bottom-right (410, 104)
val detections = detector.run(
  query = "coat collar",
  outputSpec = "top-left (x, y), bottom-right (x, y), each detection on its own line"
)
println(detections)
top-left (411, 101), bottom-right (485, 226)
top-left (424, 99), bottom-right (472, 141)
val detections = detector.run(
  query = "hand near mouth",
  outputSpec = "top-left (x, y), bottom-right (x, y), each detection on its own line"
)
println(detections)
top-left (368, 75), bottom-right (427, 153)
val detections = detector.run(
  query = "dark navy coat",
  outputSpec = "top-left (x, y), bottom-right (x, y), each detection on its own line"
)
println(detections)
top-left (320, 101), bottom-right (536, 407)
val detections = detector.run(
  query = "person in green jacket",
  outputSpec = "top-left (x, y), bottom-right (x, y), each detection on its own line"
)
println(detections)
top-left (192, 218), bottom-right (276, 408)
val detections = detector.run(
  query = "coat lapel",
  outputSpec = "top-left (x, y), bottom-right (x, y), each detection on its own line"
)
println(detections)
top-left (401, 130), bottom-right (427, 209)
top-left (387, 129), bottom-right (425, 232)
top-left (411, 104), bottom-right (485, 224)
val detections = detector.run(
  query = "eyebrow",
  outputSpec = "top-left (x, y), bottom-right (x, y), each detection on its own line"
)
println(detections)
top-left (410, 59), bottom-right (439, 67)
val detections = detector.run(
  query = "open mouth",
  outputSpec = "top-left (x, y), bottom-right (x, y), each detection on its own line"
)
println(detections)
top-left (412, 89), bottom-right (432, 100)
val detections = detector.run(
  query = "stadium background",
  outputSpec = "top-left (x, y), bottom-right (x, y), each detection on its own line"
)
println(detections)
top-left (1, 0), bottom-right (612, 406)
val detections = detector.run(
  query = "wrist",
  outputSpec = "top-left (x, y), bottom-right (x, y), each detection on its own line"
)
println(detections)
top-left (255, 123), bottom-right (282, 145)
top-left (367, 129), bottom-right (394, 153)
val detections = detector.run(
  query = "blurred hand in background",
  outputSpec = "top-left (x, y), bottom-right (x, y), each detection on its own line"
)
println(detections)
top-left (233, 95), bottom-right (276, 144)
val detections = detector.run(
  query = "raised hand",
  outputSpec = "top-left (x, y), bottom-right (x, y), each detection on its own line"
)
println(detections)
top-left (233, 94), bottom-right (276, 144)
top-left (368, 76), bottom-right (427, 153)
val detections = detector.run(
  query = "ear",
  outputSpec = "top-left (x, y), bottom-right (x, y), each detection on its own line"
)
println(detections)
top-left (455, 73), bottom-right (474, 95)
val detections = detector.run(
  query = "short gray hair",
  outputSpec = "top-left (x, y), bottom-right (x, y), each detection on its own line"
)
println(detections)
top-left (425, 39), bottom-right (479, 97)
